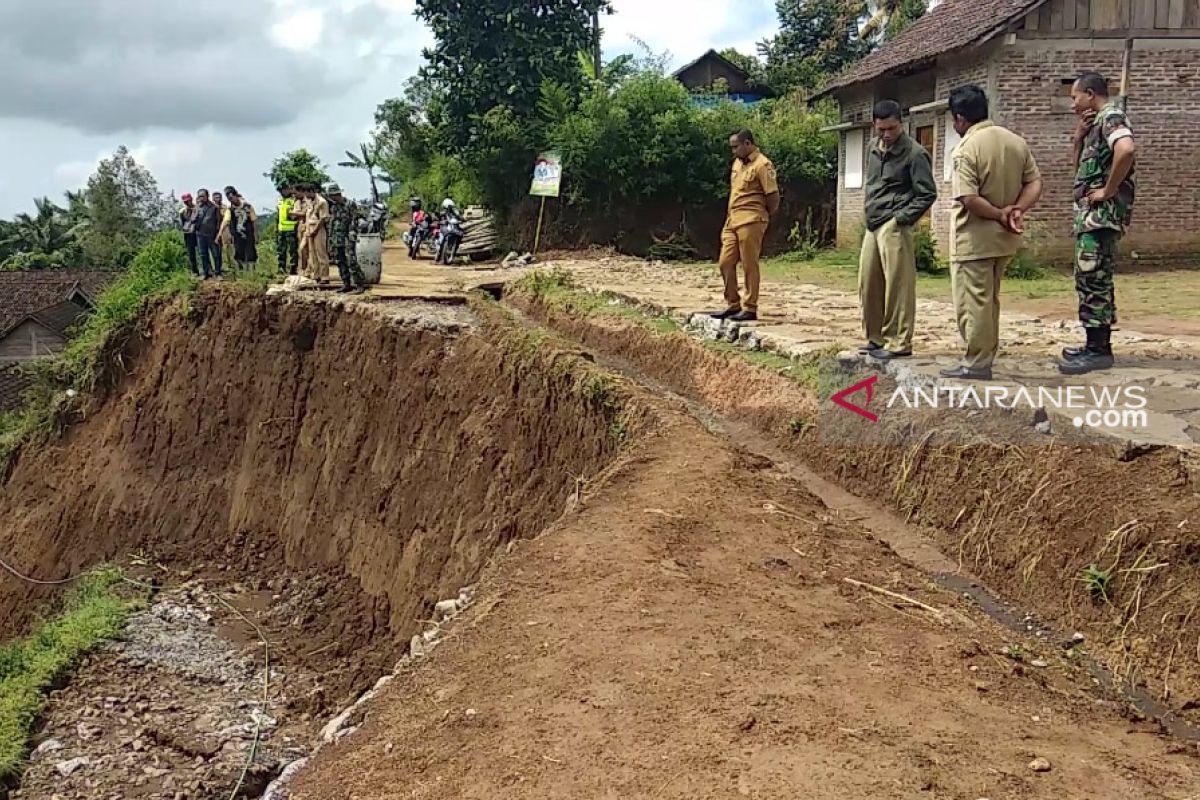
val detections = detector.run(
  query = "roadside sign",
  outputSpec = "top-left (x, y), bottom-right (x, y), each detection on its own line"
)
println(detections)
top-left (530, 151), bottom-right (563, 198)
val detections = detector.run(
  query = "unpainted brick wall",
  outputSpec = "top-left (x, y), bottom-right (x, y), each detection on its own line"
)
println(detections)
top-left (835, 87), bottom-right (873, 247)
top-left (993, 41), bottom-right (1200, 264)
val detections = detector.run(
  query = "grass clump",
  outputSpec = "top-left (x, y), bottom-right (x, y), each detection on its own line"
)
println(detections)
top-left (0, 568), bottom-right (146, 780)
top-left (1079, 563), bottom-right (1115, 602)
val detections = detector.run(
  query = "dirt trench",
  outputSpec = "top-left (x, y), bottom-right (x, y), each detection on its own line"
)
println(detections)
top-left (0, 292), bottom-right (638, 795)
top-left (509, 289), bottom-right (1200, 727)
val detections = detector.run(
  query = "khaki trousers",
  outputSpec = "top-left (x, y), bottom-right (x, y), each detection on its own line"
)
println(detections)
top-left (298, 230), bottom-right (311, 277)
top-left (858, 219), bottom-right (916, 351)
top-left (308, 227), bottom-right (330, 281)
top-left (951, 257), bottom-right (1011, 371)
top-left (718, 222), bottom-right (767, 313)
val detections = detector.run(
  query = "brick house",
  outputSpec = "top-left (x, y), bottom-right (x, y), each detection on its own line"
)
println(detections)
top-left (0, 271), bottom-right (114, 412)
top-left (815, 0), bottom-right (1200, 264)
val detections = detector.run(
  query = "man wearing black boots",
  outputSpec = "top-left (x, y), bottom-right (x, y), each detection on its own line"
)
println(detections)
top-left (1061, 71), bottom-right (1137, 375)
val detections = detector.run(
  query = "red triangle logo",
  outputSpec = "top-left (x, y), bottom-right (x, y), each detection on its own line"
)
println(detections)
top-left (831, 375), bottom-right (879, 422)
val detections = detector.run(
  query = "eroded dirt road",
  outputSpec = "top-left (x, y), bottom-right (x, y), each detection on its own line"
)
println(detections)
top-left (290, 384), bottom-right (1199, 799)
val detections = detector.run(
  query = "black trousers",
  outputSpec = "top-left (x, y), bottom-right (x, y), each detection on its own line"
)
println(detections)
top-left (184, 233), bottom-right (199, 275)
top-left (277, 229), bottom-right (299, 275)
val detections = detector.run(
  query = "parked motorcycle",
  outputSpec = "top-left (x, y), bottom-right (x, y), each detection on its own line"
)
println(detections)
top-left (435, 212), bottom-right (464, 265)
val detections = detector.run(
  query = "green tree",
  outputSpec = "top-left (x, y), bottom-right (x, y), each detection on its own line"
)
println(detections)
top-left (338, 143), bottom-right (388, 204)
top-left (264, 149), bottom-right (331, 191)
top-left (717, 49), bottom-right (773, 95)
top-left (758, 0), bottom-right (871, 95)
top-left (414, 0), bottom-right (612, 154)
top-left (0, 197), bottom-right (82, 269)
top-left (79, 146), bottom-right (173, 268)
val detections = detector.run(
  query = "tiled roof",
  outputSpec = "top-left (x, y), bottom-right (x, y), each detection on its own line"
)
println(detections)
top-left (0, 271), bottom-right (116, 338)
top-left (0, 364), bottom-right (34, 413)
top-left (30, 300), bottom-right (91, 337)
top-left (816, 0), bottom-right (1046, 98)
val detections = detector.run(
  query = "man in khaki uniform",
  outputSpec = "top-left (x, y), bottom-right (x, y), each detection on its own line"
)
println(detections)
top-left (859, 99), bottom-right (937, 360)
top-left (942, 85), bottom-right (1043, 381)
top-left (304, 184), bottom-right (332, 281)
top-left (711, 129), bottom-right (779, 322)
top-left (291, 186), bottom-right (312, 277)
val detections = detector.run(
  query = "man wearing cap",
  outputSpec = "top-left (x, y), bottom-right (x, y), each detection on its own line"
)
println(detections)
top-left (325, 183), bottom-right (367, 294)
top-left (178, 193), bottom-right (199, 276)
top-left (305, 183), bottom-right (331, 281)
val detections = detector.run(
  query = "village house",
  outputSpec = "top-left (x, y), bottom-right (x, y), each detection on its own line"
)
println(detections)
top-left (674, 49), bottom-right (767, 106)
top-left (0, 271), bottom-right (113, 411)
top-left (815, 0), bottom-right (1200, 265)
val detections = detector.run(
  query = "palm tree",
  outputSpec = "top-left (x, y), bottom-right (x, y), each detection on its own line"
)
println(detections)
top-left (861, 0), bottom-right (927, 41)
top-left (4, 197), bottom-right (76, 256)
top-left (339, 143), bottom-right (383, 204)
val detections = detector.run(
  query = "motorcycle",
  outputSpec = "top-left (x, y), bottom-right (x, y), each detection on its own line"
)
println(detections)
top-left (435, 212), bottom-right (464, 265)
top-left (367, 203), bottom-right (389, 236)
top-left (407, 212), bottom-right (434, 259)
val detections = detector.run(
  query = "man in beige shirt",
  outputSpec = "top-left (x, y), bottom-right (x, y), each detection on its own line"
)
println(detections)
top-left (942, 85), bottom-right (1043, 381)
top-left (303, 184), bottom-right (332, 281)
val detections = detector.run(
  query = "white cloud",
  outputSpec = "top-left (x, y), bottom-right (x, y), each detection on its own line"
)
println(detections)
top-left (271, 8), bottom-right (327, 51)
top-left (1, 0), bottom-right (778, 216)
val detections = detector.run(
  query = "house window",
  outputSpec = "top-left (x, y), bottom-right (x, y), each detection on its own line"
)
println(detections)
top-left (844, 128), bottom-right (865, 189)
top-left (942, 111), bottom-right (961, 183)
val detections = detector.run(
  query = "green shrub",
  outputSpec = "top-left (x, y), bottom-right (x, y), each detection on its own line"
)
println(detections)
top-left (1005, 250), bottom-right (1048, 280)
top-left (913, 227), bottom-right (945, 274)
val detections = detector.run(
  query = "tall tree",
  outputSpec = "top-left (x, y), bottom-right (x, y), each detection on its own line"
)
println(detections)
top-left (758, 0), bottom-right (871, 95)
top-left (862, 0), bottom-right (927, 40)
top-left (264, 149), bottom-right (331, 191)
top-left (80, 147), bottom-right (173, 268)
top-left (338, 143), bottom-right (387, 204)
top-left (414, 0), bottom-right (612, 153)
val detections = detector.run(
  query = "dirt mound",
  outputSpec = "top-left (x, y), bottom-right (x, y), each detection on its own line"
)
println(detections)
top-left (513, 290), bottom-right (1200, 725)
top-left (0, 293), bottom-right (638, 708)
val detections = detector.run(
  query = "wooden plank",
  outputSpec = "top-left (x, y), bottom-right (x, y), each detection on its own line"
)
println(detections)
top-left (1077, 0), bottom-right (1091, 28)
top-left (1064, 0), bottom-right (1077, 29)
top-left (1133, 0), bottom-right (1159, 26)
top-left (1040, 4), bottom-right (1054, 29)
top-left (1050, 0), bottom-right (1064, 31)
top-left (1170, 0), bottom-right (1187, 27)
top-left (1026, 8), bottom-right (1041, 29)
top-left (1157, 0), bottom-right (1172, 26)
top-left (1186, 0), bottom-right (1200, 27)
top-left (1092, 0), bottom-right (1118, 28)
top-left (1115, 0), bottom-right (1132, 26)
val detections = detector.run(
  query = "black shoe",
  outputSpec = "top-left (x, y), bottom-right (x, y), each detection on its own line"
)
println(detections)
top-left (1062, 345), bottom-right (1087, 359)
top-left (875, 349), bottom-right (912, 361)
top-left (710, 308), bottom-right (741, 320)
top-left (730, 310), bottom-right (758, 322)
top-left (350, 286), bottom-right (367, 295)
top-left (939, 366), bottom-right (993, 381)
top-left (1059, 350), bottom-right (1115, 375)
top-left (858, 342), bottom-right (884, 355)
top-left (1063, 325), bottom-right (1110, 362)
top-left (336, 286), bottom-right (351, 294)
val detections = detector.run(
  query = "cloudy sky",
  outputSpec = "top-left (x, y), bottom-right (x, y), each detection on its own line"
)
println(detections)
top-left (0, 0), bottom-right (779, 216)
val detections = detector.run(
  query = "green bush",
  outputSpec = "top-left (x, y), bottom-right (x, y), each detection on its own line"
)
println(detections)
top-left (913, 227), bottom-right (945, 274)
top-left (1005, 250), bottom-right (1048, 280)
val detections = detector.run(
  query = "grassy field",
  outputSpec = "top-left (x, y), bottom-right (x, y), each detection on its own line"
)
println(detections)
top-left (0, 568), bottom-right (146, 779)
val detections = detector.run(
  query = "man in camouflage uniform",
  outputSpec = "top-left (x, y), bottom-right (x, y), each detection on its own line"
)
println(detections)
top-left (1062, 71), bottom-right (1137, 375)
top-left (324, 183), bottom-right (366, 294)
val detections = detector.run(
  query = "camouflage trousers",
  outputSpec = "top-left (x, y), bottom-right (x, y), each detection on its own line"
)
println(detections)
top-left (277, 230), bottom-right (299, 275)
top-left (1075, 230), bottom-right (1120, 328)
top-left (332, 243), bottom-right (366, 289)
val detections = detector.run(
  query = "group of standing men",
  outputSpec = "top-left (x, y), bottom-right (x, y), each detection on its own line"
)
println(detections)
top-left (180, 182), bottom-right (366, 294)
top-left (178, 187), bottom-right (258, 279)
top-left (275, 182), bottom-right (367, 295)
top-left (714, 72), bottom-right (1136, 379)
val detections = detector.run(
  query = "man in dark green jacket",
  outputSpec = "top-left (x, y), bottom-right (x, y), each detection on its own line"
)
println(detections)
top-left (859, 100), bottom-right (938, 359)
